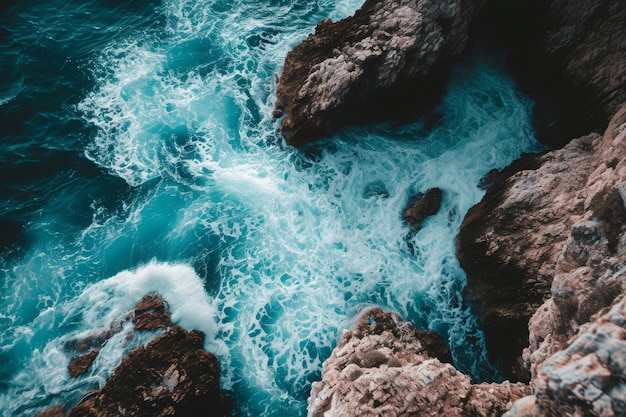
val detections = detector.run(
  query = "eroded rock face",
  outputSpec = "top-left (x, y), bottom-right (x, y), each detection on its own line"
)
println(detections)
top-left (458, 105), bottom-right (626, 381)
top-left (506, 297), bottom-right (626, 417)
top-left (274, 0), bottom-right (485, 146)
top-left (308, 307), bottom-right (530, 417)
top-left (542, 0), bottom-right (626, 132)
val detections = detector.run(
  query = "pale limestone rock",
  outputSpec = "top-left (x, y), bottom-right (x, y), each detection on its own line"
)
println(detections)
top-left (308, 308), bottom-right (530, 417)
top-left (507, 298), bottom-right (626, 417)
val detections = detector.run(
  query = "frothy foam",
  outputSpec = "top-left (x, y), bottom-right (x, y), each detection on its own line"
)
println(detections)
top-left (0, 262), bottom-right (222, 417)
top-left (0, 1), bottom-right (545, 416)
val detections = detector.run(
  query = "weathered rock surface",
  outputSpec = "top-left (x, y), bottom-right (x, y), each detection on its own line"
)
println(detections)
top-left (403, 187), bottom-right (443, 231)
top-left (506, 297), bottom-right (626, 417)
top-left (541, 0), bottom-right (626, 134)
top-left (308, 307), bottom-right (531, 417)
top-left (458, 105), bottom-right (626, 381)
top-left (69, 326), bottom-right (226, 417)
top-left (274, 0), bottom-right (485, 146)
top-left (40, 294), bottom-right (230, 417)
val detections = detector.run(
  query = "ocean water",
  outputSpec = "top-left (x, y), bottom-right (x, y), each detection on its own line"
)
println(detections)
top-left (0, 0), bottom-right (545, 416)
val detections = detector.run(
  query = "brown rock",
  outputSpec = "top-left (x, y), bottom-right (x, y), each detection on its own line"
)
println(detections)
top-left (274, 0), bottom-right (486, 146)
top-left (403, 188), bottom-right (443, 231)
top-left (133, 292), bottom-right (173, 330)
top-left (49, 294), bottom-right (230, 417)
top-left (507, 297), bottom-right (626, 417)
top-left (69, 326), bottom-right (228, 417)
top-left (67, 349), bottom-right (100, 378)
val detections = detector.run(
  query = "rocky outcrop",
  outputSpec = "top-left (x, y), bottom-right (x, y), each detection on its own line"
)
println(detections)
top-left (541, 0), bottom-right (626, 135)
top-left (40, 294), bottom-right (230, 417)
top-left (473, 0), bottom-right (626, 148)
top-left (275, 0), bottom-right (625, 148)
top-left (64, 293), bottom-right (174, 378)
top-left (274, 0), bottom-right (486, 146)
top-left (69, 326), bottom-right (226, 417)
top-left (458, 105), bottom-right (626, 381)
top-left (403, 188), bottom-right (443, 231)
top-left (308, 307), bottom-right (531, 417)
top-left (506, 297), bottom-right (626, 417)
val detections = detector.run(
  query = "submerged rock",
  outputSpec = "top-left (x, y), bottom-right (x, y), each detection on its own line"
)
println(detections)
top-left (308, 307), bottom-right (530, 417)
top-left (274, 0), bottom-right (486, 146)
top-left (403, 187), bottom-right (443, 231)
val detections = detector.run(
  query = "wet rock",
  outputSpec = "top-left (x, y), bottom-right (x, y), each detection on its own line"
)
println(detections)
top-left (403, 188), bottom-right (443, 231)
top-left (65, 293), bottom-right (174, 378)
top-left (308, 307), bottom-right (530, 417)
top-left (46, 294), bottom-right (231, 417)
top-left (133, 292), bottom-right (173, 330)
top-left (274, 0), bottom-right (486, 146)
top-left (69, 326), bottom-right (228, 417)
top-left (67, 349), bottom-right (100, 378)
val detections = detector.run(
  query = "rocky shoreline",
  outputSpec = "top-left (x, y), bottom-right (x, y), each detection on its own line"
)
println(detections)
top-left (274, 0), bottom-right (626, 415)
top-left (36, 0), bottom-right (626, 415)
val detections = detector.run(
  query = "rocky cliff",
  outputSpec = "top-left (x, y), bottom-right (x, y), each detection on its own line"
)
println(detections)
top-left (286, 0), bottom-right (626, 415)
top-left (308, 308), bottom-right (531, 417)
top-left (274, 0), bottom-right (485, 146)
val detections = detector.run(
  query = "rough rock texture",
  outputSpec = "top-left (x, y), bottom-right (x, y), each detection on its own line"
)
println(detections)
top-left (41, 294), bottom-right (230, 417)
top-left (403, 188), bottom-right (443, 231)
top-left (541, 0), bottom-right (626, 134)
top-left (274, 0), bottom-right (486, 146)
top-left (472, 0), bottom-right (626, 148)
top-left (67, 350), bottom-right (101, 378)
top-left (308, 307), bottom-right (531, 417)
top-left (69, 327), bottom-right (226, 417)
top-left (506, 297), bottom-right (626, 417)
top-left (458, 105), bottom-right (626, 381)
top-left (64, 293), bottom-right (175, 378)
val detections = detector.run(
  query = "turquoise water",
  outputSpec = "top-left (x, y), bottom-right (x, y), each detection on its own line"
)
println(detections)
top-left (0, 1), bottom-right (544, 416)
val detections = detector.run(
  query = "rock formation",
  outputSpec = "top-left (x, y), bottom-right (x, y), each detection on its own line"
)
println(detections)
top-left (296, 0), bottom-right (626, 414)
top-left (506, 296), bottom-right (626, 417)
top-left (458, 105), bottom-right (626, 382)
top-left (308, 307), bottom-right (531, 417)
top-left (403, 188), bottom-right (443, 231)
top-left (274, 0), bottom-right (486, 146)
top-left (472, 0), bottom-right (626, 148)
top-left (37, 294), bottom-right (231, 417)
top-left (540, 0), bottom-right (626, 137)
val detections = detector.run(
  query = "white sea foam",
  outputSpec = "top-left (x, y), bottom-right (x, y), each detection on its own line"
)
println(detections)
top-left (0, 1), bottom-right (546, 416)
top-left (0, 262), bottom-right (223, 417)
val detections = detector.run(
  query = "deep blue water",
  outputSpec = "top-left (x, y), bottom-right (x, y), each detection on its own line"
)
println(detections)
top-left (0, 1), bottom-right (544, 416)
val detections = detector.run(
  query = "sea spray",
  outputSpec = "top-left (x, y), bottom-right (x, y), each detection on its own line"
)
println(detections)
top-left (0, 1), bottom-right (545, 416)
